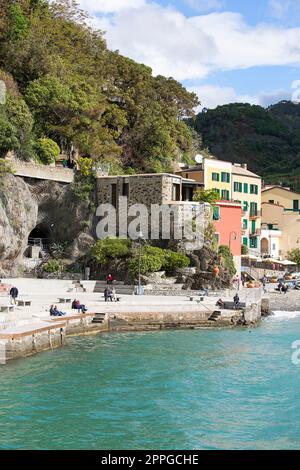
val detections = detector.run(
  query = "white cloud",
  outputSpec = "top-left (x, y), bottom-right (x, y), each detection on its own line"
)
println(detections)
top-left (91, 4), bottom-right (300, 81)
top-left (189, 85), bottom-right (259, 110)
top-left (189, 85), bottom-right (291, 109)
top-left (79, 0), bottom-right (145, 14)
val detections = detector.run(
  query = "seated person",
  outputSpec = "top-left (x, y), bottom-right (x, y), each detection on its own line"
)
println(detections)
top-left (72, 299), bottom-right (87, 313)
top-left (50, 305), bottom-right (65, 317)
top-left (216, 298), bottom-right (224, 308)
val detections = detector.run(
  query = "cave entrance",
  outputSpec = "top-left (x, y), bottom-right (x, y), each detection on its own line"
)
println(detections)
top-left (28, 225), bottom-right (51, 251)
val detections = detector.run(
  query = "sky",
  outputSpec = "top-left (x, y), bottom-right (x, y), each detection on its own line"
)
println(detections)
top-left (78, 0), bottom-right (300, 109)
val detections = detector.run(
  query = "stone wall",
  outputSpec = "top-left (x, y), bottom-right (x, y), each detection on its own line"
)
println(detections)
top-left (96, 174), bottom-right (181, 208)
top-left (7, 159), bottom-right (74, 183)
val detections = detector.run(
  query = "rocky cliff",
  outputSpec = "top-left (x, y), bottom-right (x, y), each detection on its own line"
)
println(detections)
top-left (0, 174), bottom-right (96, 277)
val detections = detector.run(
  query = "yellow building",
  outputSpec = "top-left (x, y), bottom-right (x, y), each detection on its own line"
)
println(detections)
top-left (261, 186), bottom-right (300, 258)
top-left (176, 158), bottom-right (262, 255)
top-left (231, 164), bottom-right (261, 253)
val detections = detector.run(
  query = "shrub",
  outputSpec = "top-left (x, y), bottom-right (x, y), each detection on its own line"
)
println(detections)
top-left (129, 253), bottom-right (164, 276)
top-left (90, 238), bottom-right (132, 266)
top-left (287, 248), bottom-right (300, 266)
top-left (43, 259), bottom-right (65, 273)
top-left (35, 138), bottom-right (60, 164)
top-left (163, 250), bottom-right (190, 273)
top-left (241, 244), bottom-right (248, 255)
top-left (218, 245), bottom-right (236, 276)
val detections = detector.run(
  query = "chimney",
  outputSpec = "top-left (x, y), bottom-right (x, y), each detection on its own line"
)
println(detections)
top-left (242, 163), bottom-right (248, 169)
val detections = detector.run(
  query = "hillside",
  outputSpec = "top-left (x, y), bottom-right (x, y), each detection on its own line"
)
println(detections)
top-left (0, 0), bottom-right (199, 174)
top-left (189, 101), bottom-right (300, 191)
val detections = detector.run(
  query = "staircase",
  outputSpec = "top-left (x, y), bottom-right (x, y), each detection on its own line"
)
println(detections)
top-left (72, 280), bottom-right (85, 293)
top-left (208, 310), bottom-right (222, 322)
top-left (80, 280), bottom-right (134, 295)
top-left (91, 313), bottom-right (106, 324)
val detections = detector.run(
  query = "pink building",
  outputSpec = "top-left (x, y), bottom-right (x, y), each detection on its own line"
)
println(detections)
top-left (213, 201), bottom-right (242, 272)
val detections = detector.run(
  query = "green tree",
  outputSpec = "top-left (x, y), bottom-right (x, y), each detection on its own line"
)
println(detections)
top-left (193, 188), bottom-right (220, 205)
top-left (287, 248), bottom-right (300, 266)
top-left (35, 137), bottom-right (60, 164)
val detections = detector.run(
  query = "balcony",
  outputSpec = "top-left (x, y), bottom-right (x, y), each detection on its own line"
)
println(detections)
top-left (249, 229), bottom-right (261, 237)
top-left (249, 210), bottom-right (261, 220)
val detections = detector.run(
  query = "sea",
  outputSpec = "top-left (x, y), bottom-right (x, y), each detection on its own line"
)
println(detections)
top-left (0, 311), bottom-right (300, 450)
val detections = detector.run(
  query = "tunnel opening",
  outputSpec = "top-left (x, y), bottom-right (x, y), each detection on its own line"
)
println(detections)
top-left (28, 224), bottom-right (51, 251)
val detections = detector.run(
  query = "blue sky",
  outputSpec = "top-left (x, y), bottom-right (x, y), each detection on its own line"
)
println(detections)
top-left (79, 0), bottom-right (300, 108)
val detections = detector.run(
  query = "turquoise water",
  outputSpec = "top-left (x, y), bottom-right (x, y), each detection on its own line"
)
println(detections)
top-left (0, 312), bottom-right (300, 450)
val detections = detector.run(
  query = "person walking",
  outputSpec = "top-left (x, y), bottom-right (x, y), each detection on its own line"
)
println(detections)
top-left (10, 286), bottom-right (19, 305)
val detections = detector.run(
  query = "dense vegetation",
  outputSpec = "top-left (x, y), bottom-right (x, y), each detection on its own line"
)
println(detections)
top-left (189, 101), bottom-right (300, 191)
top-left (0, 0), bottom-right (199, 173)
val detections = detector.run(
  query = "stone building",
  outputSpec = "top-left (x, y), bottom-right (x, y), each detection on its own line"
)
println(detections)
top-left (96, 173), bottom-right (203, 243)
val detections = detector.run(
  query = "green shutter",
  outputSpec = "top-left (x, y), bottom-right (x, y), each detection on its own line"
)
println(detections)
top-left (243, 237), bottom-right (248, 247)
top-left (244, 183), bottom-right (248, 193)
top-left (213, 206), bottom-right (220, 220)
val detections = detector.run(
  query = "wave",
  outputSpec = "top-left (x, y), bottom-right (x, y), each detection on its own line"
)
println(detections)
top-left (269, 310), bottom-right (300, 320)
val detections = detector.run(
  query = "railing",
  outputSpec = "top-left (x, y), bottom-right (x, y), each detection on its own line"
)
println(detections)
top-left (249, 210), bottom-right (261, 219)
top-left (28, 237), bottom-right (50, 248)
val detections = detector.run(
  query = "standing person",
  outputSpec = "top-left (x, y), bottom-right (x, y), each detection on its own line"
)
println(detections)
top-left (104, 287), bottom-right (113, 302)
top-left (106, 273), bottom-right (113, 285)
top-left (10, 286), bottom-right (18, 305)
top-left (233, 293), bottom-right (240, 309)
top-left (262, 275), bottom-right (267, 294)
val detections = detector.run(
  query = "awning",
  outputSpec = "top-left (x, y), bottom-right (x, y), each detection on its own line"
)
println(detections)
top-left (278, 260), bottom-right (297, 266)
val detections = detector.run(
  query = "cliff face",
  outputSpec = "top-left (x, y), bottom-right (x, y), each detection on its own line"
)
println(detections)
top-left (0, 174), bottom-right (38, 277)
top-left (0, 174), bottom-right (96, 277)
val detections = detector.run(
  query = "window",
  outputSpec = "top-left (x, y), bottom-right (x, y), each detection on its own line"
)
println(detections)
top-left (243, 237), bottom-right (248, 247)
top-left (243, 219), bottom-right (248, 229)
top-left (293, 200), bottom-right (299, 211)
top-left (172, 184), bottom-right (181, 201)
top-left (250, 184), bottom-right (258, 195)
top-left (212, 172), bottom-right (219, 182)
top-left (251, 220), bottom-right (256, 234)
top-left (221, 172), bottom-right (230, 183)
top-left (111, 183), bottom-right (117, 208)
top-left (244, 183), bottom-right (248, 193)
top-left (250, 202), bottom-right (258, 216)
top-left (243, 201), bottom-right (249, 212)
top-left (250, 237), bottom-right (258, 248)
top-left (221, 189), bottom-right (230, 200)
top-left (272, 243), bottom-right (276, 251)
top-left (234, 182), bottom-right (242, 192)
top-left (213, 206), bottom-right (220, 220)
top-left (214, 233), bottom-right (220, 245)
top-left (213, 188), bottom-right (220, 195)
top-left (269, 199), bottom-right (274, 204)
top-left (122, 182), bottom-right (129, 197)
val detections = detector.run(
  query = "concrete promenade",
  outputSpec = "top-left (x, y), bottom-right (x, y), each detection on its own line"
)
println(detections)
top-left (0, 278), bottom-right (264, 362)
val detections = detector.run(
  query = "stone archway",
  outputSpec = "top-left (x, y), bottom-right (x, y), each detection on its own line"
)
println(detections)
top-left (261, 237), bottom-right (269, 256)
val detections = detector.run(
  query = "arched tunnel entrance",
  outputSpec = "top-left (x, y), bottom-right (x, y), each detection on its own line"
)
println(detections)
top-left (27, 224), bottom-right (51, 252)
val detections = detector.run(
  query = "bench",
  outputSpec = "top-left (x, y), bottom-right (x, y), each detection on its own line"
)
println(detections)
top-left (16, 299), bottom-right (32, 307)
top-left (0, 305), bottom-right (15, 313)
top-left (57, 298), bottom-right (72, 304)
top-left (223, 301), bottom-right (246, 310)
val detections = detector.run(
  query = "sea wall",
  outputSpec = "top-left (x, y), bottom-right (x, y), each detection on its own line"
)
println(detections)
top-left (107, 309), bottom-right (245, 332)
top-left (0, 316), bottom-right (109, 364)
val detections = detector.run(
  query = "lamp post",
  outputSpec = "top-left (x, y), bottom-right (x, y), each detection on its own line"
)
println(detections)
top-left (229, 231), bottom-right (237, 253)
top-left (137, 231), bottom-right (144, 295)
